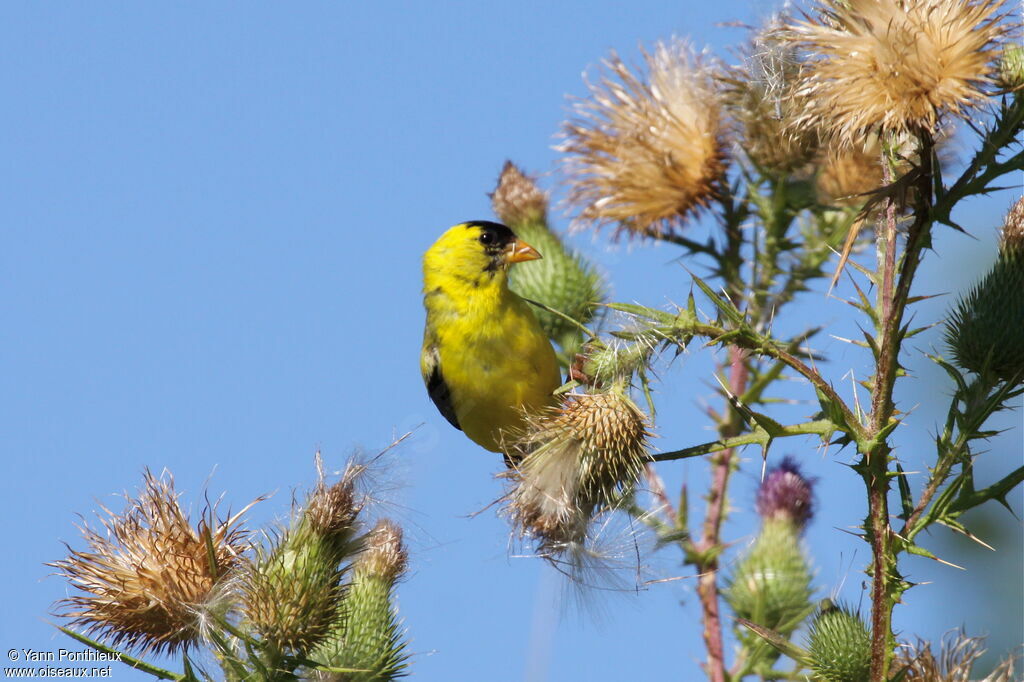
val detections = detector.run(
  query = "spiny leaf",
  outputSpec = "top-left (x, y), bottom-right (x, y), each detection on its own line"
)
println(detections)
top-left (934, 518), bottom-right (996, 551)
top-left (895, 462), bottom-right (914, 521)
top-left (602, 301), bottom-right (679, 325)
top-left (950, 465), bottom-right (1024, 517)
top-left (736, 619), bottom-right (811, 664)
top-left (691, 274), bottom-right (745, 326)
top-left (905, 543), bottom-right (965, 570)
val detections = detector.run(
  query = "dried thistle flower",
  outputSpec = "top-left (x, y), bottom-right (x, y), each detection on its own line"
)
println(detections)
top-left (895, 630), bottom-right (1018, 681)
top-left (723, 22), bottom-right (821, 173)
top-left (356, 520), bottom-right (408, 584)
top-left (785, 0), bottom-right (1013, 146)
top-left (306, 468), bottom-right (362, 544)
top-left (505, 389), bottom-right (652, 552)
top-left (51, 471), bottom-right (251, 655)
top-left (815, 138), bottom-right (887, 206)
top-left (559, 40), bottom-right (726, 238)
top-left (1000, 195), bottom-right (1024, 254)
top-left (756, 456), bottom-right (815, 530)
top-left (491, 161), bottom-right (548, 227)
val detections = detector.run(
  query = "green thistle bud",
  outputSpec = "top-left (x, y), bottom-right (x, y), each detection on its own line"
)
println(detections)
top-left (243, 528), bottom-right (345, 655)
top-left (493, 162), bottom-right (605, 359)
top-left (582, 337), bottom-right (655, 385)
top-left (310, 521), bottom-right (409, 682)
top-left (243, 469), bottom-right (365, 656)
top-left (806, 603), bottom-right (872, 682)
top-left (724, 519), bottom-right (814, 639)
top-left (999, 44), bottom-right (1024, 90)
top-left (945, 198), bottom-right (1024, 384)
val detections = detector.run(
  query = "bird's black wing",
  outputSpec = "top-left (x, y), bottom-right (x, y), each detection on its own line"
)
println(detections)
top-left (421, 344), bottom-right (461, 431)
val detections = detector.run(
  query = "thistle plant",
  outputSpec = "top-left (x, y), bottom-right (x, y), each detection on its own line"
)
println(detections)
top-left (50, 450), bottom-right (412, 682)
top-left (481, 2), bottom-right (1023, 679)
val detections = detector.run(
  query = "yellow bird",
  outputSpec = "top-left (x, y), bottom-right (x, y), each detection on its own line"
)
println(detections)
top-left (421, 221), bottom-right (561, 453)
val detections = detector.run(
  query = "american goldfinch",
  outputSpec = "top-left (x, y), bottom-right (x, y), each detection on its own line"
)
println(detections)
top-left (421, 221), bottom-right (561, 453)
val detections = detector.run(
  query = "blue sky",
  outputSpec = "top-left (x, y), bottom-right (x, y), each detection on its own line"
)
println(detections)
top-left (3, 2), bottom-right (1020, 680)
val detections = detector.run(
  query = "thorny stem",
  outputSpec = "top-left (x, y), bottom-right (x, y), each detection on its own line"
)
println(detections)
top-left (694, 347), bottom-right (748, 682)
top-left (863, 131), bottom-right (935, 681)
top-left (651, 419), bottom-right (836, 462)
top-left (692, 204), bottom-right (747, 682)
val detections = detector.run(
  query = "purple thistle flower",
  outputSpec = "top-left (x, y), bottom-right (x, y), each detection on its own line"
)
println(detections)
top-left (756, 456), bottom-right (815, 530)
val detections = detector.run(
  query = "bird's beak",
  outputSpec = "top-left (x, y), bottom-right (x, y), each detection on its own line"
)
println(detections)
top-left (505, 239), bottom-right (542, 264)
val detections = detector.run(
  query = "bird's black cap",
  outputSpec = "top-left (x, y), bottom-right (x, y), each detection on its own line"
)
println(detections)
top-left (464, 220), bottom-right (517, 247)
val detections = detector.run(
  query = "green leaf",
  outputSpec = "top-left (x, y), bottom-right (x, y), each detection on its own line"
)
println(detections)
top-left (895, 462), bottom-right (914, 522)
top-left (602, 301), bottom-right (679, 325)
top-left (906, 543), bottom-right (964, 570)
top-left (691, 274), bottom-right (745, 326)
top-left (736, 619), bottom-right (811, 664)
top-left (950, 465), bottom-right (1024, 517)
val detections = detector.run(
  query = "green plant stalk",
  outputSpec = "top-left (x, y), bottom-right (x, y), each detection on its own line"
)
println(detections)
top-left (860, 130), bottom-right (936, 681)
top-left (690, 186), bottom-right (751, 682)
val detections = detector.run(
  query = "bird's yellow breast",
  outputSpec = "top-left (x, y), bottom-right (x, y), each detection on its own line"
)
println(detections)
top-left (422, 249), bottom-right (561, 452)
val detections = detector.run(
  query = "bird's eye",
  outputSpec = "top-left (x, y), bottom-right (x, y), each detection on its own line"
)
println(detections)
top-left (479, 231), bottom-right (495, 245)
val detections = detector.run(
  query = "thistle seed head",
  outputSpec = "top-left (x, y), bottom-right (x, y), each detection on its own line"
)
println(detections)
top-left (505, 390), bottom-right (652, 551)
top-left (784, 0), bottom-right (1014, 147)
top-left (815, 138), bottom-right (888, 206)
top-left (50, 471), bottom-right (250, 655)
top-left (306, 476), bottom-right (361, 542)
top-left (724, 21), bottom-right (821, 174)
top-left (559, 40), bottom-right (726, 239)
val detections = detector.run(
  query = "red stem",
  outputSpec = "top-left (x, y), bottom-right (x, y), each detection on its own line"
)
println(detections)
top-left (695, 346), bottom-right (749, 682)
